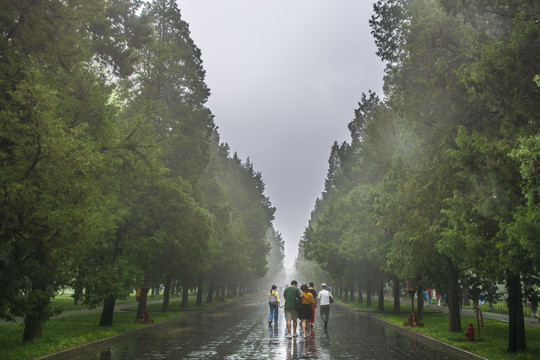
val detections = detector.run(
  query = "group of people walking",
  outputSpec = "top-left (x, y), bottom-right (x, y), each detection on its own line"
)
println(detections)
top-left (267, 280), bottom-right (333, 339)
top-left (422, 289), bottom-right (446, 307)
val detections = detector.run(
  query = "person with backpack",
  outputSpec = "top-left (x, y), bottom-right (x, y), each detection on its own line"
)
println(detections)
top-left (268, 285), bottom-right (281, 326)
top-left (318, 283), bottom-right (333, 328)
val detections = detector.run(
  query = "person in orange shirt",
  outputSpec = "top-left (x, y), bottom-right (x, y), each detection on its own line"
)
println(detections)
top-left (299, 284), bottom-right (315, 337)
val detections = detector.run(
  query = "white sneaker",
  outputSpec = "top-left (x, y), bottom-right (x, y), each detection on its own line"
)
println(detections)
top-left (286, 334), bottom-right (292, 339)
top-left (293, 333), bottom-right (298, 337)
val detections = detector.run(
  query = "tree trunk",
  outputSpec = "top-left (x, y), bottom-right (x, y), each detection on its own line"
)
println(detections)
top-left (136, 288), bottom-right (146, 318)
top-left (358, 286), bottom-right (363, 304)
top-left (23, 270), bottom-right (49, 341)
top-left (462, 287), bottom-right (470, 306)
top-left (206, 277), bottom-right (214, 303)
top-left (343, 286), bottom-right (349, 303)
top-left (181, 283), bottom-right (189, 309)
top-left (99, 295), bottom-right (116, 327)
top-left (447, 260), bottom-right (462, 332)
top-left (218, 285), bottom-right (225, 302)
top-left (23, 312), bottom-right (44, 341)
top-left (366, 281), bottom-right (372, 307)
top-left (98, 239), bottom-right (123, 326)
top-left (393, 277), bottom-right (400, 315)
top-left (350, 284), bottom-right (355, 302)
top-left (417, 287), bottom-right (424, 320)
top-left (162, 274), bottom-right (172, 312)
top-left (378, 280), bottom-right (385, 312)
top-left (507, 271), bottom-right (526, 352)
top-left (135, 287), bottom-right (150, 322)
top-left (196, 274), bottom-right (204, 306)
top-left (23, 299), bottom-right (46, 341)
top-left (73, 280), bottom-right (83, 306)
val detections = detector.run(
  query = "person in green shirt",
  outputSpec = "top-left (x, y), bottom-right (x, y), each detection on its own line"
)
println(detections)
top-left (283, 280), bottom-right (302, 338)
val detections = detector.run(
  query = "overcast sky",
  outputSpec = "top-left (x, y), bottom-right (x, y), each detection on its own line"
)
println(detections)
top-left (179, 0), bottom-right (385, 268)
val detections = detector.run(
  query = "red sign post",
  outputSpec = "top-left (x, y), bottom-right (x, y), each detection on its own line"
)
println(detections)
top-left (476, 308), bottom-right (484, 335)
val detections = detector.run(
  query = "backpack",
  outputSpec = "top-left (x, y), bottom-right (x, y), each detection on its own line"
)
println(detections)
top-left (269, 291), bottom-right (278, 305)
top-left (295, 295), bottom-right (302, 310)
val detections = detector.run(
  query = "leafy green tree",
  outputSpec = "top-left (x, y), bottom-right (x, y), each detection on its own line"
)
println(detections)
top-left (70, 0), bottom-right (159, 328)
top-left (508, 135), bottom-right (540, 269)
top-left (119, 0), bottom-right (216, 313)
top-left (145, 177), bottom-right (214, 311)
top-left (224, 155), bottom-right (275, 281)
top-left (438, 1), bottom-right (540, 351)
top-left (200, 136), bottom-right (275, 299)
top-left (0, 0), bottom-right (124, 340)
top-left (369, 0), bottom-right (480, 331)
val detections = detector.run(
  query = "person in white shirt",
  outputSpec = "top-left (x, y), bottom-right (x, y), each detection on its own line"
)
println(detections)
top-left (317, 283), bottom-right (333, 328)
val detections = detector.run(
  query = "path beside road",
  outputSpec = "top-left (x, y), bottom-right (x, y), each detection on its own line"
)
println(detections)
top-left (437, 306), bottom-right (540, 327)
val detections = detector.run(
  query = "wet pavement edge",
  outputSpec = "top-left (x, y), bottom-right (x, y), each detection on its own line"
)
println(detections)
top-left (36, 299), bottom-right (239, 360)
top-left (367, 313), bottom-right (489, 360)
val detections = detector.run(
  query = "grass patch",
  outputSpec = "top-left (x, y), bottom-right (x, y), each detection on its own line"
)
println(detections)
top-left (372, 310), bottom-right (540, 360)
top-left (50, 293), bottom-right (168, 312)
top-left (49, 295), bottom-right (87, 312)
top-left (0, 295), bottom-right (244, 360)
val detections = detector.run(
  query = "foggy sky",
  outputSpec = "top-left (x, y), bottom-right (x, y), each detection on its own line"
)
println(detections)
top-left (179, 0), bottom-right (385, 268)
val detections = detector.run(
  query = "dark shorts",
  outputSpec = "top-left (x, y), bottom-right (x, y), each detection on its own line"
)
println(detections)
top-left (298, 304), bottom-right (313, 320)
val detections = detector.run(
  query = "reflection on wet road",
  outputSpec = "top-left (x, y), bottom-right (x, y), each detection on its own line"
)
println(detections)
top-left (60, 293), bottom-right (479, 359)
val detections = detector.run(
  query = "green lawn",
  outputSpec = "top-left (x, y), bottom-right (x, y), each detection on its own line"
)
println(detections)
top-left (338, 299), bottom-right (540, 360)
top-left (50, 292), bottom-right (168, 312)
top-left (0, 295), bottom-right (243, 360)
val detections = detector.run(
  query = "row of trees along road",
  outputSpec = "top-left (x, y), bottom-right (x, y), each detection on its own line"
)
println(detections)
top-left (0, 0), bottom-right (283, 342)
top-left (300, 0), bottom-right (540, 354)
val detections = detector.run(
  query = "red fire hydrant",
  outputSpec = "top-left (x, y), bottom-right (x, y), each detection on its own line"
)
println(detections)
top-left (465, 323), bottom-right (475, 342)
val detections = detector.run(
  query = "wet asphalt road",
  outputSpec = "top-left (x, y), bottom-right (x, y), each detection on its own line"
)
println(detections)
top-left (52, 293), bottom-right (481, 360)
